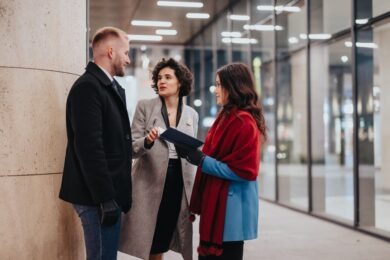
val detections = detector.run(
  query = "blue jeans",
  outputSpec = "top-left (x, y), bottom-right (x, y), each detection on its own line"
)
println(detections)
top-left (73, 204), bottom-right (121, 260)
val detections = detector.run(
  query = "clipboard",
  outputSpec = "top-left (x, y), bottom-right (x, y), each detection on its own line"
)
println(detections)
top-left (159, 127), bottom-right (203, 149)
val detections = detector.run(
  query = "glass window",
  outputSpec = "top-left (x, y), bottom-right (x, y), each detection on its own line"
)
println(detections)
top-left (310, 35), bottom-right (354, 222)
top-left (373, 0), bottom-right (390, 17)
top-left (200, 26), bottom-right (215, 136)
top-left (275, 0), bottom-right (308, 209)
top-left (310, 0), bottom-right (351, 35)
top-left (251, 0), bottom-right (275, 63)
top-left (217, 9), bottom-right (231, 64)
top-left (356, 18), bottom-right (390, 232)
top-left (231, 1), bottom-right (250, 63)
top-left (357, 0), bottom-right (390, 21)
top-left (259, 60), bottom-right (276, 200)
top-left (251, 0), bottom-right (276, 200)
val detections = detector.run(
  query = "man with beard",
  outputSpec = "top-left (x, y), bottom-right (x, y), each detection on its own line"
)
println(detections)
top-left (59, 27), bottom-right (142, 260)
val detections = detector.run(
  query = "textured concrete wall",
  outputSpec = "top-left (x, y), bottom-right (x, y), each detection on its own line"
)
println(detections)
top-left (0, 0), bottom-right (86, 258)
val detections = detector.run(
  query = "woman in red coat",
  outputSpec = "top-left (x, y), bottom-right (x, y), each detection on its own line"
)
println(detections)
top-left (177, 63), bottom-right (267, 260)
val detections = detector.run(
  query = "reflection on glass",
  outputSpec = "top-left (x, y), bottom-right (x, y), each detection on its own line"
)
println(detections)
top-left (357, 0), bottom-right (390, 21)
top-left (251, 0), bottom-right (276, 200)
top-left (310, 36), bottom-right (354, 222)
top-left (260, 60), bottom-right (276, 200)
top-left (310, 0), bottom-right (350, 35)
top-left (276, 0), bottom-right (308, 209)
top-left (355, 19), bottom-right (390, 232)
top-left (231, 0), bottom-right (250, 63)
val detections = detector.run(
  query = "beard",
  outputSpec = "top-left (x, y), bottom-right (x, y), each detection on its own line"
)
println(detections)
top-left (113, 62), bottom-right (125, 77)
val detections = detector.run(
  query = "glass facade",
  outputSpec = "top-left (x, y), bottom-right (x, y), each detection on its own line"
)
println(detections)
top-left (184, 0), bottom-right (390, 238)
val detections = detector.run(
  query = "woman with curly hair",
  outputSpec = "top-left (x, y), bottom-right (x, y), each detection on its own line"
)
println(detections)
top-left (177, 63), bottom-right (267, 260)
top-left (119, 58), bottom-right (199, 260)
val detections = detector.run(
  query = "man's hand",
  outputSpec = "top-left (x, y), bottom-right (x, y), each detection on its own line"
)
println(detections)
top-left (99, 200), bottom-right (120, 226)
top-left (176, 145), bottom-right (205, 166)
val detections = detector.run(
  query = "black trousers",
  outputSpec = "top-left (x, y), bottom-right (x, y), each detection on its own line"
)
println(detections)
top-left (198, 241), bottom-right (244, 260)
top-left (150, 159), bottom-right (183, 254)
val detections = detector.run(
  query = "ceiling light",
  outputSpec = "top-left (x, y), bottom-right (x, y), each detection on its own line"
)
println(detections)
top-left (344, 41), bottom-right (378, 48)
top-left (186, 13), bottom-right (210, 19)
top-left (194, 99), bottom-right (202, 107)
top-left (344, 41), bottom-right (353, 47)
top-left (209, 85), bottom-right (216, 93)
top-left (355, 18), bottom-right (369, 24)
top-left (257, 5), bottom-right (274, 11)
top-left (274, 25), bottom-right (283, 31)
top-left (244, 24), bottom-right (283, 31)
top-left (299, 33), bottom-right (331, 40)
top-left (275, 6), bottom-right (301, 12)
top-left (288, 37), bottom-right (298, 44)
top-left (131, 20), bottom-right (172, 27)
top-left (229, 15), bottom-right (250, 21)
top-left (156, 29), bottom-right (177, 35)
top-left (341, 55), bottom-right (349, 63)
top-left (356, 42), bottom-right (378, 48)
top-left (128, 35), bottom-right (163, 42)
top-left (157, 1), bottom-right (203, 8)
top-left (308, 33), bottom-right (332, 40)
top-left (202, 117), bottom-right (215, 127)
top-left (221, 31), bottom-right (242, 37)
top-left (222, 37), bottom-right (258, 44)
top-left (257, 5), bottom-right (301, 12)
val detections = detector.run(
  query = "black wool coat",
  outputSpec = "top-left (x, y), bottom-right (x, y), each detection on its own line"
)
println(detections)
top-left (59, 62), bottom-right (132, 213)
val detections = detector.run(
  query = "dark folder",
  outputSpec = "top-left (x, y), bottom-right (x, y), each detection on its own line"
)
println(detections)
top-left (159, 127), bottom-right (203, 149)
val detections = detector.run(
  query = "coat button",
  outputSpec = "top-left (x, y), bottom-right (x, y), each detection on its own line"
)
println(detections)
top-left (125, 134), bottom-right (130, 140)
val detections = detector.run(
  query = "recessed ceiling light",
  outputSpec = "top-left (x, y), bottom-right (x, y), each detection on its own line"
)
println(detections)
top-left (288, 37), bottom-right (298, 44)
top-left (275, 6), bottom-right (301, 12)
top-left (194, 99), bottom-right (202, 107)
top-left (257, 5), bottom-right (301, 12)
top-left (308, 34), bottom-right (332, 40)
top-left (156, 29), bottom-right (177, 35)
top-left (131, 20), bottom-right (172, 27)
top-left (222, 38), bottom-right (258, 44)
top-left (157, 1), bottom-right (203, 8)
top-left (128, 35), bottom-right (163, 42)
top-left (221, 31), bottom-right (242, 37)
top-left (244, 24), bottom-right (283, 31)
top-left (356, 42), bottom-right (378, 48)
top-left (186, 13), bottom-right (210, 19)
top-left (355, 18), bottom-right (369, 24)
top-left (229, 15), bottom-right (250, 21)
top-left (344, 41), bottom-right (378, 48)
top-left (341, 56), bottom-right (349, 63)
top-left (256, 5), bottom-right (274, 11)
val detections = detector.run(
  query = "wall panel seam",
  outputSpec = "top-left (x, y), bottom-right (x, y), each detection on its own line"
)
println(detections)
top-left (0, 66), bottom-right (81, 76)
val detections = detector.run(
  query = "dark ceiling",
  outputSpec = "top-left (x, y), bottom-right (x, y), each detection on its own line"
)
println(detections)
top-left (89, 0), bottom-right (232, 45)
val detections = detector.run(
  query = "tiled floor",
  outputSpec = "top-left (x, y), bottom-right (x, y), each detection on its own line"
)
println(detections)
top-left (118, 199), bottom-right (390, 260)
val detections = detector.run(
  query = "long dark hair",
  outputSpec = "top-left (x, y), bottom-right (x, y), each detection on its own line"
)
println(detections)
top-left (216, 63), bottom-right (267, 139)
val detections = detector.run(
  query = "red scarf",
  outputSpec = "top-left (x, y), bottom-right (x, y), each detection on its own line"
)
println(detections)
top-left (189, 108), bottom-right (261, 256)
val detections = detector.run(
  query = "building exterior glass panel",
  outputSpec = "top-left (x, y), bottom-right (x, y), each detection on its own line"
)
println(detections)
top-left (183, 0), bottom-right (390, 239)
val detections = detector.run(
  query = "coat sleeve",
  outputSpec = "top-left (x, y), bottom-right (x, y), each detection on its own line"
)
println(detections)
top-left (131, 100), bottom-right (149, 158)
top-left (201, 156), bottom-right (248, 182)
top-left (69, 82), bottom-right (115, 203)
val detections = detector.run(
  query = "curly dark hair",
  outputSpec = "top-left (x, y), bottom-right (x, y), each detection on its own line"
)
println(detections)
top-left (217, 63), bottom-right (267, 139)
top-left (151, 58), bottom-right (193, 97)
